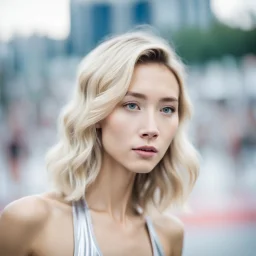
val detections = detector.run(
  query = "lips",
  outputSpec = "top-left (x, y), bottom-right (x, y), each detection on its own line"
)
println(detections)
top-left (132, 146), bottom-right (158, 158)
top-left (133, 146), bottom-right (158, 153)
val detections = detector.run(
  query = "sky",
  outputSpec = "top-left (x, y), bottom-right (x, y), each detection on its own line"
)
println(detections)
top-left (0, 0), bottom-right (255, 42)
top-left (212, 0), bottom-right (256, 29)
top-left (0, 0), bottom-right (70, 41)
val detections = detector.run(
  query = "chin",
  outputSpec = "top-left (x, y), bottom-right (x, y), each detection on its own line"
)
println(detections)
top-left (134, 169), bottom-right (154, 174)
top-left (127, 164), bottom-right (156, 174)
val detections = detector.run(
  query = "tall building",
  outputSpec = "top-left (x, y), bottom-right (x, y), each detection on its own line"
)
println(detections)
top-left (68, 0), bottom-right (152, 56)
top-left (91, 3), bottom-right (112, 46)
top-left (69, 0), bottom-right (93, 56)
top-left (152, 0), bottom-right (214, 31)
top-left (0, 43), bottom-right (14, 107)
top-left (132, 0), bottom-right (152, 26)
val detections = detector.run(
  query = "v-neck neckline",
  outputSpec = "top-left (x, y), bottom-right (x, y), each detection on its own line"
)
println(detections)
top-left (83, 199), bottom-right (157, 256)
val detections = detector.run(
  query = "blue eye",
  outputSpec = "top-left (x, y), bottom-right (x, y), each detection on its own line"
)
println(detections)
top-left (124, 103), bottom-right (139, 110)
top-left (161, 107), bottom-right (174, 114)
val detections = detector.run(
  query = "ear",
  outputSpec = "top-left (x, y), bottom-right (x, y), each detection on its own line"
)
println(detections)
top-left (95, 123), bottom-right (101, 129)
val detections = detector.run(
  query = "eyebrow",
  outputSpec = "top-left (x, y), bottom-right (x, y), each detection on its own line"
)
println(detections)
top-left (125, 91), bottom-right (178, 102)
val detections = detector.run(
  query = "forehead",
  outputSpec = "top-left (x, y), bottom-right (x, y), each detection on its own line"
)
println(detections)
top-left (128, 63), bottom-right (180, 98)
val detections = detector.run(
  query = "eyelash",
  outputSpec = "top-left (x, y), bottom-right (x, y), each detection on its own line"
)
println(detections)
top-left (123, 103), bottom-right (176, 114)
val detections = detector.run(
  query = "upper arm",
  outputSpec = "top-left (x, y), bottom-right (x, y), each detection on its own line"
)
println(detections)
top-left (0, 196), bottom-right (49, 256)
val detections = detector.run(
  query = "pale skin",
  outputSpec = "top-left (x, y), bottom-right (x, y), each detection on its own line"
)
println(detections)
top-left (0, 63), bottom-right (184, 256)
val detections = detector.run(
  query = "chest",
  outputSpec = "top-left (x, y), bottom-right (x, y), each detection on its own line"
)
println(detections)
top-left (31, 210), bottom-right (157, 256)
top-left (91, 218), bottom-right (154, 256)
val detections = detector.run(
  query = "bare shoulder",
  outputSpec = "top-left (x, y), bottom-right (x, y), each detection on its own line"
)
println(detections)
top-left (1, 194), bottom-right (50, 226)
top-left (0, 194), bottom-right (51, 255)
top-left (152, 213), bottom-right (184, 256)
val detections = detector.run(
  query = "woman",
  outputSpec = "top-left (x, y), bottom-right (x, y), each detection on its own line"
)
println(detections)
top-left (0, 30), bottom-right (199, 256)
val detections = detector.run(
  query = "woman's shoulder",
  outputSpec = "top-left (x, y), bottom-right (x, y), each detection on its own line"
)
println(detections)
top-left (0, 194), bottom-right (52, 255)
top-left (0, 191), bottom-right (72, 233)
top-left (0, 192), bottom-right (73, 255)
top-left (151, 212), bottom-right (184, 256)
top-left (1, 194), bottom-right (50, 225)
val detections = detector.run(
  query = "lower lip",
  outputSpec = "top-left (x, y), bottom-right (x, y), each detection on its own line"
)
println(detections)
top-left (133, 150), bottom-right (157, 158)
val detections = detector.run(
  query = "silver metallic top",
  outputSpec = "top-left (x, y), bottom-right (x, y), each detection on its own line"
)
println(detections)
top-left (72, 198), bottom-right (165, 256)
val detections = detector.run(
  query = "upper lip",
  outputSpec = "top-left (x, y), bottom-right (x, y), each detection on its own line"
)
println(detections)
top-left (133, 146), bottom-right (158, 152)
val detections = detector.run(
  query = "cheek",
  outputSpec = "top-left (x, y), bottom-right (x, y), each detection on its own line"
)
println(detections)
top-left (102, 112), bottom-right (126, 137)
top-left (172, 116), bottom-right (179, 135)
top-left (100, 111), bottom-right (131, 150)
top-left (163, 117), bottom-right (179, 143)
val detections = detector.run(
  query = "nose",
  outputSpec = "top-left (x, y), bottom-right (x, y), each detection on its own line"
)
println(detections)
top-left (139, 112), bottom-right (159, 140)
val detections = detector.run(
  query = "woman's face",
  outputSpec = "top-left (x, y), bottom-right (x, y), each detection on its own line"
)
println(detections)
top-left (99, 63), bottom-right (180, 174)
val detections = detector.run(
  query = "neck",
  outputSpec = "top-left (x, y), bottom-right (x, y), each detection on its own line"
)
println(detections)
top-left (85, 156), bottom-right (137, 223)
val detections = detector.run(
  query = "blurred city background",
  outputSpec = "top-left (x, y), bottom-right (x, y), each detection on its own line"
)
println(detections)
top-left (0, 0), bottom-right (256, 255)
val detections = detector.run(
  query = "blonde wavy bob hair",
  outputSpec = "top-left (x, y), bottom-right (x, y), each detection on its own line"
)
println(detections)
top-left (46, 30), bottom-right (200, 212)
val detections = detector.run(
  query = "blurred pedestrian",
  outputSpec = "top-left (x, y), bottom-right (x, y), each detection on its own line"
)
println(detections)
top-left (0, 30), bottom-right (199, 256)
top-left (6, 130), bottom-right (22, 183)
top-left (6, 129), bottom-right (26, 183)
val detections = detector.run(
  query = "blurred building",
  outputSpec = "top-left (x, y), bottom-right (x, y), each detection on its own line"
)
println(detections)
top-left (6, 35), bottom-right (50, 103)
top-left (153, 0), bottom-right (214, 31)
top-left (0, 42), bottom-right (14, 110)
top-left (69, 0), bottom-right (152, 56)
top-left (69, 0), bottom-right (213, 56)
top-left (178, 0), bottom-right (213, 29)
top-left (47, 38), bottom-right (68, 59)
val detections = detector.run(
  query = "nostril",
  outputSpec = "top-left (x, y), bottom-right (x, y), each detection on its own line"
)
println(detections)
top-left (141, 133), bottom-right (158, 138)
